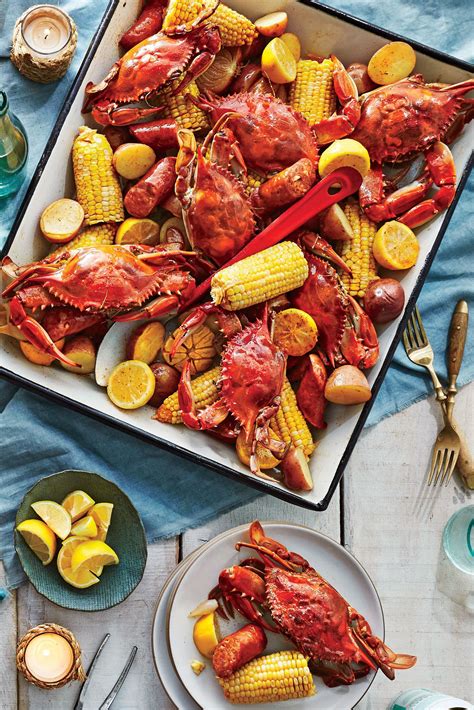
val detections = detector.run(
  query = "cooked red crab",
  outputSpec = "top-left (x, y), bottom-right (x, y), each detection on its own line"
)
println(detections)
top-left (1, 244), bottom-right (194, 366)
top-left (210, 521), bottom-right (417, 687)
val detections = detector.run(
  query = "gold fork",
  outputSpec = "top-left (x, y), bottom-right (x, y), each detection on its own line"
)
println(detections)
top-left (403, 305), bottom-right (463, 486)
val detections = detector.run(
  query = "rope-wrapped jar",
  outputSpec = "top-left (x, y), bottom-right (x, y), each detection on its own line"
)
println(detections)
top-left (16, 623), bottom-right (85, 690)
top-left (10, 5), bottom-right (77, 84)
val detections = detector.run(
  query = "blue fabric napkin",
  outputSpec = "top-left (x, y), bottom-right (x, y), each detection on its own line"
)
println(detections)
top-left (1, 0), bottom-right (473, 591)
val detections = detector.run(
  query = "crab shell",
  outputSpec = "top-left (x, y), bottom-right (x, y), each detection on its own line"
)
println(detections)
top-left (199, 92), bottom-right (319, 174)
top-left (90, 25), bottom-right (221, 107)
top-left (181, 148), bottom-right (256, 266)
top-left (220, 317), bottom-right (286, 440)
top-left (351, 75), bottom-right (474, 163)
top-left (17, 245), bottom-right (193, 313)
top-left (291, 254), bottom-right (348, 367)
top-left (265, 567), bottom-right (371, 672)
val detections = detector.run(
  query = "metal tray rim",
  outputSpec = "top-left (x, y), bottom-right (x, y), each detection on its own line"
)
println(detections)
top-left (1, 0), bottom-right (473, 512)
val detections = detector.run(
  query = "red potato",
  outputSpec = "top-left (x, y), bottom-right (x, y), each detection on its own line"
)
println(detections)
top-left (281, 447), bottom-right (313, 492)
top-left (255, 11), bottom-right (288, 37)
top-left (60, 336), bottom-right (96, 374)
top-left (297, 354), bottom-right (328, 429)
top-left (149, 362), bottom-right (180, 408)
top-left (126, 321), bottom-right (165, 364)
top-left (319, 203), bottom-right (354, 241)
top-left (325, 365), bottom-right (372, 405)
top-left (124, 156), bottom-right (176, 218)
top-left (119, 0), bottom-right (165, 50)
top-left (112, 143), bottom-right (156, 180)
top-left (346, 63), bottom-right (376, 94)
top-left (363, 278), bottom-right (405, 324)
top-left (213, 624), bottom-right (267, 679)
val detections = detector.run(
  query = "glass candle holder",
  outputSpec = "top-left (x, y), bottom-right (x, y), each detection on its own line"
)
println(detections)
top-left (10, 5), bottom-right (78, 83)
top-left (16, 623), bottom-right (85, 690)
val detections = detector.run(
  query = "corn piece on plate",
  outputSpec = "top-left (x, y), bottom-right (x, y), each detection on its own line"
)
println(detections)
top-left (1, 0), bottom-right (473, 512)
top-left (166, 522), bottom-right (383, 709)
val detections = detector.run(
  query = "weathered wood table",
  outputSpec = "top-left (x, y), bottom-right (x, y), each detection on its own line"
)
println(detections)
top-left (1, 384), bottom-right (472, 709)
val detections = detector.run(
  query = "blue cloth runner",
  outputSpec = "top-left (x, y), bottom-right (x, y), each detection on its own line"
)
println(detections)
top-left (1, 0), bottom-right (473, 591)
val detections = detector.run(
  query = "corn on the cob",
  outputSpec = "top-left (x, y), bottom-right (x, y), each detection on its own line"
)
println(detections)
top-left (211, 242), bottom-right (308, 311)
top-left (160, 79), bottom-right (209, 131)
top-left (155, 366), bottom-right (221, 424)
top-left (340, 199), bottom-right (378, 297)
top-left (51, 224), bottom-right (116, 255)
top-left (162, 0), bottom-right (215, 32)
top-left (210, 4), bottom-right (258, 46)
top-left (218, 651), bottom-right (316, 704)
top-left (72, 126), bottom-right (124, 225)
top-left (244, 169), bottom-right (265, 195)
top-left (271, 377), bottom-right (315, 458)
top-left (289, 59), bottom-right (336, 124)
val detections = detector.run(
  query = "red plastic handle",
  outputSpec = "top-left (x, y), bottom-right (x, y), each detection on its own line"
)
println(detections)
top-left (179, 167), bottom-right (362, 312)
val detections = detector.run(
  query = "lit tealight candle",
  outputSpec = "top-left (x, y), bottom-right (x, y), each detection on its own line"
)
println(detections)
top-left (21, 6), bottom-right (71, 57)
top-left (24, 632), bottom-right (74, 684)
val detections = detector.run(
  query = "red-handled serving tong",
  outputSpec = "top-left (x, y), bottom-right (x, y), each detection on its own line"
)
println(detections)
top-left (179, 167), bottom-right (362, 313)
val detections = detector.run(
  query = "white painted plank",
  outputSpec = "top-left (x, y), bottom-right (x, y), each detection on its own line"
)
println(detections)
top-left (181, 489), bottom-right (341, 559)
top-left (17, 541), bottom-right (177, 710)
top-left (351, 384), bottom-right (474, 709)
top-left (0, 563), bottom-right (17, 710)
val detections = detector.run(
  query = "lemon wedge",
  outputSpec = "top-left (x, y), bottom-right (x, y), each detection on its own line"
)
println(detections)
top-left (61, 490), bottom-right (95, 522)
top-left (70, 515), bottom-right (98, 538)
top-left (90, 502), bottom-right (114, 542)
top-left (16, 519), bottom-right (57, 565)
top-left (31, 500), bottom-right (71, 540)
top-left (318, 139), bottom-right (371, 178)
top-left (71, 540), bottom-right (119, 575)
top-left (115, 218), bottom-right (160, 246)
top-left (107, 360), bottom-right (156, 410)
top-left (57, 536), bottom-right (103, 588)
top-left (373, 221), bottom-right (420, 270)
top-left (192, 612), bottom-right (221, 659)
top-left (261, 37), bottom-right (297, 83)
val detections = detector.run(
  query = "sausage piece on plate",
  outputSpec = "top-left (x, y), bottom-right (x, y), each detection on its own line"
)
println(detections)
top-left (212, 623), bottom-right (267, 679)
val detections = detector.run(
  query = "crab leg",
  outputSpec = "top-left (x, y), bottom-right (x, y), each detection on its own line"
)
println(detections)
top-left (114, 294), bottom-right (180, 322)
top-left (313, 56), bottom-right (361, 145)
top-left (349, 611), bottom-right (416, 679)
top-left (8, 297), bottom-right (78, 367)
top-left (178, 359), bottom-right (229, 430)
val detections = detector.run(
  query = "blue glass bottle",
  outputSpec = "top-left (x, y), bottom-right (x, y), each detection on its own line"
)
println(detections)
top-left (0, 91), bottom-right (28, 198)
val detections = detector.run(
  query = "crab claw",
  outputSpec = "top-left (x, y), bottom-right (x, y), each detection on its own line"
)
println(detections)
top-left (91, 102), bottom-right (163, 127)
top-left (298, 231), bottom-right (352, 275)
top-left (178, 359), bottom-right (229, 430)
top-left (8, 297), bottom-right (78, 367)
top-left (114, 294), bottom-right (179, 322)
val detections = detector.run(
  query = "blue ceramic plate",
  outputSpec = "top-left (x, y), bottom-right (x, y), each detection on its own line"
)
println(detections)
top-left (15, 470), bottom-right (147, 611)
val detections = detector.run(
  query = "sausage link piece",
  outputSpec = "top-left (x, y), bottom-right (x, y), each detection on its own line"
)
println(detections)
top-left (119, 0), bottom-right (165, 50)
top-left (130, 119), bottom-right (179, 151)
top-left (212, 624), bottom-right (267, 679)
top-left (251, 158), bottom-right (316, 215)
top-left (124, 157), bottom-right (176, 218)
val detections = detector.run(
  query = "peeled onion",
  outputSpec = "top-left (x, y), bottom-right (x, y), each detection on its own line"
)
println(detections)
top-left (197, 48), bottom-right (241, 94)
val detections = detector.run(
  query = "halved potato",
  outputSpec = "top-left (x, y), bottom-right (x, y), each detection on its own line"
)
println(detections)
top-left (126, 321), bottom-right (165, 364)
top-left (367, 41), bottom-right (416, 85)
top-left (255, 11), bottom-right (288, 37)
top-left (319, 204), bottom-right (354, 241)
top-left (280, 32), bottom-right (301, 62)
top-left (325, 365), bottom-right (371, 405)
top-left (280, 447), bottom-right (313, 492)
top-left (20, 338), bottom-right (65, 366)
top-left (60, 336), bottom-right (96, 374)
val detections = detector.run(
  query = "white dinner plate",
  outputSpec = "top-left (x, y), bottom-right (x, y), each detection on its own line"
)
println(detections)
top-left (168, 522), bottom-right (384, 710)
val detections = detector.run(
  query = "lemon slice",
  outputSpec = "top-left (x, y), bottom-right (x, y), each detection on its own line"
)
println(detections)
top-left (373, 221), bottom-right (420, 270)
top-left (89, 503), bottom-right (114, 542)
top-left (107, 360), bottom-right (156, 410)
top-left (31, 500), bottom-right (71, 540)
top-left (57, 536), bottom-right (103, 588)
top-left (71, 540), bottom-right (119, 575)
top-left (70, 515), bottom-right (98, 538)
top-left (16, 519), bottom-right (57, 565)
top-left (115, 218), bottom-right (161, 246)
top-left (318, 139), bottom-right (371, 178)
top-left (261, 37), bottom-right (297, 84)
top-left (273, 308), bottom-right (318, 356)
top-left (192, 612), bottom-right (221, 659)
top-left (61, 490), bottom-right (95, 522)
